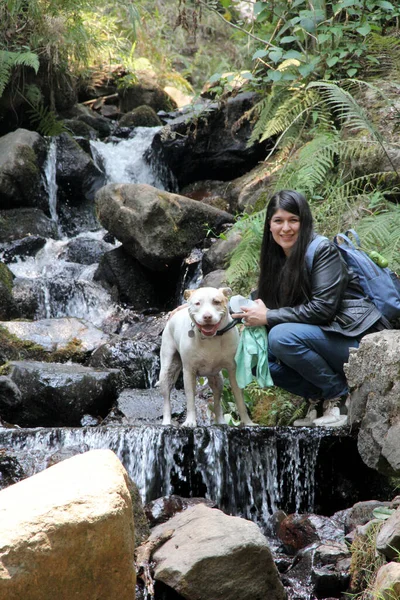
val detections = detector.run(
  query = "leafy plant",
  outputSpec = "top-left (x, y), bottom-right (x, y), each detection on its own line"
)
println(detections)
top-left (349, 519), bottom-right (386, 598)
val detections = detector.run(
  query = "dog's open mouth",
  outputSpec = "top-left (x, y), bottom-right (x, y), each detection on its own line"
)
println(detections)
top-left (198, 321), bottom-right (221, 337)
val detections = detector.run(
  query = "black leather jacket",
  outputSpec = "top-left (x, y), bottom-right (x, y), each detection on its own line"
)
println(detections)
top-left (266, 238), bottom-right (390, 337)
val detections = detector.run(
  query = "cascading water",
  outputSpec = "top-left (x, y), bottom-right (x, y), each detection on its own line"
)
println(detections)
top-left (0, 425), bottom-right (324, 530)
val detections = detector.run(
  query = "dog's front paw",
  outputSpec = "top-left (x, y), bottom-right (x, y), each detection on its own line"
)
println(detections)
top-left (240, 419), bottom-right (257, 427)
top-left (181, 418), bottom-right (197, 428)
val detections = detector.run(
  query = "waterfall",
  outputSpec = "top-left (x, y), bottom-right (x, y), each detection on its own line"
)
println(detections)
top-left (0, 426), bottom-right (323, 530)
top-left (91, 127), bottom-right (171, 189)
top-left (43, 137), bottom-right (58, 224)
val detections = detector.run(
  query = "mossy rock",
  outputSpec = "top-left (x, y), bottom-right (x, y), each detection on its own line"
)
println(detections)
top-left (0, 263), bottom-right (13, 292)
top-left (0, 326), bottom-right (87, 367)
top-left (118, 105), bottom-right (162, 128)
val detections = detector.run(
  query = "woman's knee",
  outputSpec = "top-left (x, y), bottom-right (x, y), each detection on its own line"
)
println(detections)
top-left (268, 323), bottom-right (301, 355)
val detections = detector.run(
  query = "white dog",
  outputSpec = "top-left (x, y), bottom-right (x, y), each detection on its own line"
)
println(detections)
top-left (159, 286), bottom-right (254, 427)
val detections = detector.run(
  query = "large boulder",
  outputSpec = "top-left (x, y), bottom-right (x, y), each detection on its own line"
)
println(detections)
top-left (151, 92), bottom-right (269, 188)
top-left (95, 183), bottom-right (234, 271)
top-left (0, 449), bottom-right (135, 600)
top-left (0, 361), bottom-right (121, 427)
top-left (345, 330), bottom-right (400, 476)
top-left (0, 129), bottom-right (48, 212)
top-left (151, 503), bottom-right (286, 600)
top-left (373, 562), bottom-right (400, 600)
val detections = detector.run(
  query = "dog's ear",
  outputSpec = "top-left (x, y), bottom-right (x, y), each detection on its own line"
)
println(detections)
top-left (220, 287), bottom-right (233, 298)
top-left (183, 289), bottom-right (194, 301)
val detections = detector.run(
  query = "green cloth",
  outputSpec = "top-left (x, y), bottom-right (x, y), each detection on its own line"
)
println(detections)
top-left (234, 326), bottom-right (274, 389)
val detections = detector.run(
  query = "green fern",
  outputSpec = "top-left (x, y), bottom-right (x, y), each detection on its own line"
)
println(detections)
top-left (356, 204), bottom-right (400, 273)
top-left (0, 50), bottom-right (39, 97)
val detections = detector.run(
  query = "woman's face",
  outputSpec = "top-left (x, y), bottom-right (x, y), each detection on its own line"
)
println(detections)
top-left (269, 208), bottom-right (301, 256)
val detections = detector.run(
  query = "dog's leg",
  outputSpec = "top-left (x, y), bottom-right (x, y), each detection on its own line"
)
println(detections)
top-left (182, 369), bottom-right (197, 427)
top-left (159, 349), bottom-right (182, 426)
top-left (226, 367), bottom-right (255, 426)
top-left (208, 373), bottom-right (225, 425)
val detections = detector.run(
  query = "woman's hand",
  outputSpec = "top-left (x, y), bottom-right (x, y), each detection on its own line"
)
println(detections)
top-left (232, 298), bottom-right (268, 327)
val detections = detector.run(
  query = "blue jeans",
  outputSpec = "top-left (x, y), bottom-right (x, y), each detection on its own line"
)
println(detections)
top-left (268, 323), bottom-right (359, 400)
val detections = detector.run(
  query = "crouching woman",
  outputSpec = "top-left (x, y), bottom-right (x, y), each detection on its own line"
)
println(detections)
top-left (232, 189), bottom-right (391, 427)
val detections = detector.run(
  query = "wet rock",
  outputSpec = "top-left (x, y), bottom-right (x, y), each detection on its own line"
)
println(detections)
top-left (0, 129), bottom-right (48, 212)
top-left (62, 104), bottom-right (112, 139)
top-left (345, 330), bottom-right (400, 476)
top-left (0, 208), bottom-right (58, 243)
top-left (11, 277), bottom-right (47, 320)
top-left (59, 236), bottom-right (114, 265)
top-left (0, 451), bottom-right (25, 490)
top-left (95, 183), bottom-right (234, 272)
top-left (1, 361), bottom-right (121, 427)
top-left (55, 133), bottom-right (105, 205)
top-left (144, 495), bottom-right (216, 527)
top-left (0, 236), bottom-right (47, 263)
top-left (106, 388), bottom-right (186, 426)
top-left (46, 445), bottom-right (91, 467)
top-left (151, 92), bottom-right (269, 188)
top-left (0, 449), bottom-right (135, 599)
top-left (0, 317), bottom-right (111, 353)
top-left (278, 513), bottom-right (345, 555)
top-left (151, 503), bottom-right (286, 600)
top-left (93, 245), bottom-right (160, 310)
top-left (89, 337), bottom-right (161, 389)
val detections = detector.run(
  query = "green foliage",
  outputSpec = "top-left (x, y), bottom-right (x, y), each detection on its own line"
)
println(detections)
top-left (206, 369), bottom-right (255, 425)
top-left (349, 519), bottom-right (386, 597)
top-left (357, 203), bottom-right (400, 272)
top-left (247, 383), bottom-right (305, 426)
top-left (225, 78), bottom-right (400, 292)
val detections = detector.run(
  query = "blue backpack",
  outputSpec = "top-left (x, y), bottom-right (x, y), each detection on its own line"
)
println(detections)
top-left (305, 229), bottom-right (400, 322)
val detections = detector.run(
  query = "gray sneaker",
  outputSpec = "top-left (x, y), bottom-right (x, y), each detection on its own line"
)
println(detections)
top-left (313, 399), bottom-right (348, 427)
top-left (293, 400), bottom-right (319, 427)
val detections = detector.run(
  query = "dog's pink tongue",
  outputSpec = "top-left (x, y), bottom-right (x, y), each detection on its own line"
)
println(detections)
top-left (200, 322), bottom-right (220, 336)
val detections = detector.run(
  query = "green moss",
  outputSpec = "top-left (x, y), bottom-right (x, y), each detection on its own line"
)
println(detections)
top-left (0, 263), bottom-right (13, 292)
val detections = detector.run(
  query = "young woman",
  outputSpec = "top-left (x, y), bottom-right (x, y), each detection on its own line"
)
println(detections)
top-left (232, 189), bottom-right (390, 427)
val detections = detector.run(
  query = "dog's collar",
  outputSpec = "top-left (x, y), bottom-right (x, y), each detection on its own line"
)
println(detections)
top-left (216, 318), bottom-right (241, 336)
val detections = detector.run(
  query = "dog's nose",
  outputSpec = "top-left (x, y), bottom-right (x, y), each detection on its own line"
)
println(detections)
top-left (202, 312), bottom-right (213, 321)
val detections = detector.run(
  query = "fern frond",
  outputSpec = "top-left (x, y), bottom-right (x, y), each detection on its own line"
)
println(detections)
top-left (0, 50), bottom-right (40, 97)
top-left (356, 204), bottom-right (400, 272)
top-left (308, 80), bottom-right (379, 137)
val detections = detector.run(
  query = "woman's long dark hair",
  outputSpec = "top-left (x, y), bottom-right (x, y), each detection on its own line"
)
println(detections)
top-left (257, 190), bottom-right (314, 308)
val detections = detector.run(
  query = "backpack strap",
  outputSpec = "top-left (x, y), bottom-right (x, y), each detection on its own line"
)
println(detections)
top-left (305, 235), bottom-right (329, 271)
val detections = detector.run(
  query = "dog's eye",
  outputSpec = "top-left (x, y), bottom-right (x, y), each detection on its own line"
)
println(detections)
top-left (213, 299), bottom-right (222, 305)
top-left (194, 301), bottom-right (201, 306)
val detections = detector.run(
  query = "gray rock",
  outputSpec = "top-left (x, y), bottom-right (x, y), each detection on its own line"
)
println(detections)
top-left (0, 129), bottom-right (48, 212)
top-left (2, 360), bottom-right (121, 427)
top-left (202, 232), bottom-right (241, 275)
top-left (0, 208), bottom-right (58, 243)
top-left (0, 317), bottom-right (110, 352)
top-left (199, 269), bottom-right (228, 288)
top-left (152, 503), bottom-right (286, 600)
top-left (376, 506), bottom-right (400, 559)
top-left (89, 337), bottom-right (161, 389)
top-left (95, 183), bottom-right (234, 271)
top-left (55, 133), bottom-right (105, 204)
top-left (345, 330), bottom-right (400, 476)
